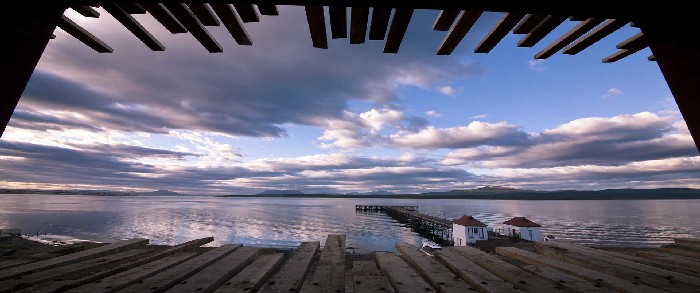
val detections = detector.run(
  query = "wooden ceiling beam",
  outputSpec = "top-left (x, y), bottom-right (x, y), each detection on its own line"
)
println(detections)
top-left (210, 3), bottom-right (252, 45)
top-left (117, 3), bottom-right (146, 14)
top-left (140, 3), bottom-right (188, 34)
top-left (517, 14), bottom-right (567, 47)
top-left (383, 8), bottom-right (413, 53)
top-left (103, 3), bottom-right (165, 51)
top-left (187, 3), bottom-right (220, 26)
top-left (164, 3), bottom-right (223, 52)
top-left (256, 4), bottom-right (279, 15)
top-left (648, 54), bottom-right (656, 61)
top-left (233, 4), bottom-right (260, 22)
top-left (534, 18), bottom-right (604, 59)
top-left (305, 5), bottom-right (328, 48)
top-left (602, 47), bottom-right (646, 63)
top-left (603, 34), bottom-right (649, 63)
top-left (617, 32), bottom-right (646, 50)
top-left (368, 7), bottom-right (391, 40)
top-left (329, 6), bottom-right (347, 39)
top-left (432, 10), bottom-right (460, 31)
top-left (57, 15), bottom-right (113, 53)
top-left (474, 12), bottom-right (525, 53)
top-left (436, 10), bottom-right (482, 55)
top-left (349, 6), bottom-right (369, 44)
top-left (563, 19), bottom-right (629, 55)
top-left (70, 5), bottom-right (100, 18)
top-left (513, 14), bottom-right (546, 34)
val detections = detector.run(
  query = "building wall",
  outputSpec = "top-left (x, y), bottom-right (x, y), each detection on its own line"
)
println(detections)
top-left (500, 224), bottom-right (543, 242)
top-left (453, 224), bottom-right (488, 246)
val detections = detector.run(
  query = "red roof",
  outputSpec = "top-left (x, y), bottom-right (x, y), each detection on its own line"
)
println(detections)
top-left (503, 217), bottom-right (541, 227)
top-left (453, 215), bottom-right (486, 227)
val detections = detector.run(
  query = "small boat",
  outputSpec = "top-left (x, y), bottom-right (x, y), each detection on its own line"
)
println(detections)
top-left (420, 239), bottom-right (442, 256)
top-left (544, 235), bottom-right (556, 241)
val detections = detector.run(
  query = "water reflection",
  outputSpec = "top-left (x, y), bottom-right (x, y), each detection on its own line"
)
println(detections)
top-left (0, 195), bottom-right (698, 250)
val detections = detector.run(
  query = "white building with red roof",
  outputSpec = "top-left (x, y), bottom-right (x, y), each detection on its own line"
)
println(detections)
top-left (452, 215), bottom-right (488, 245)
top-left (500, 217), bottom-right (543, 242)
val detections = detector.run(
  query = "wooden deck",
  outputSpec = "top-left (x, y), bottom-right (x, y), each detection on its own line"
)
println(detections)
top-left (1, 236), bottom-right (700, 292)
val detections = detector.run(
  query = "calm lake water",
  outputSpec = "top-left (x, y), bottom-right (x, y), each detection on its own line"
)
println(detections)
top-left (1, 194), bottom-right (699, 251)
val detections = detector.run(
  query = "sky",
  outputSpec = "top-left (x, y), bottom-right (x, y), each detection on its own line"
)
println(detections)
top-left (1, 7), bottom-right (698, 194)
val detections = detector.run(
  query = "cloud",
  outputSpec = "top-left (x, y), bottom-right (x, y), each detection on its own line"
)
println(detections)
top-left (601, 87), bottom-right (623, 99)
top-left (437, 85), bottom-right (464, 96)
top-left (528, 59), bottom-right (546, 72)
top-left (469, 114), bottom-right (488, 120)
top-left (425, 110), bottom-right (443, 118)
top-left (388, 121), bottom-right (529, 149)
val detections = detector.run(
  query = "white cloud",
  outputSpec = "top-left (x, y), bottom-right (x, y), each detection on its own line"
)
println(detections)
top-left (528, 59), bottom-right (546, 72)
top-left (437, 85), bottom-right (464, 96)
top-left (359, 109), bottom-right (404, 131)
top-left (425, 110), bottom-right (443, 118)
top-left (388, 121), bottom-right (527, 149)
top-left (601, 87), bottom-right (623, 99)
top-left (469, 114), bottom-right (488, 120)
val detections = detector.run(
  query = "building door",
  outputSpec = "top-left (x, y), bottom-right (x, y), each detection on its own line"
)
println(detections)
top-left (528, 229), bottom-right (533, 241)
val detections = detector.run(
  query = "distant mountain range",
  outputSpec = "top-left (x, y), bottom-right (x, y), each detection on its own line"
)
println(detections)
top-left (257, 190), bottom-right (305, 195)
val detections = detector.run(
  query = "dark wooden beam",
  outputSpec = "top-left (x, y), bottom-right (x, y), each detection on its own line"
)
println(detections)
top-left (329, 6), bottom-right (347, 39)
top-left (563, 19), bottom-right (629, 55)
top-left (513, 14), bottom-right (546, 34)
top-left (602, 47), bottom-right (646, 63)
top-left (58, 16), bottom-right (113, 53)
top-left (140, 3), bottom-right (188, 34)
top-left (368, 7), bottom-right (391, 40)
top-left (436, 10), bottom-right (482, 55)
top-left (305, 5), bottom-right (327, 48)
top-left (383, 8), bottom-right (413, 53)
top-left (70, 5), bottom-right (100, 17)
top-left (534, 18), bottom-right (604, 59)
top-left (648, 54), bottom-right (656, 61)
top-left (256, 4), bottom-right (279, 15)
top-left (163, 3), bottom-right (223, 52)
top-left (432, 10), bottom-right (459, 31)
top-left (638, 18), bottom-right (700, 152)
top-left (210, 3), bottom-right (252, 45)
top-left (617, 32), bottom-right (646, 50)
top-left (474, 13), bottom-right (525, 53)
top-left (350, 6), bottom-right (369, 44)
top-left (103, 3), bottom-right (165, 51)
top-left (517, 14), bottom-right (567, 47)
top-left (233, 4), bottom-right (260, 22)
top-left (1, 3), bottom-right (66, 137)
top-left (187, 3), bottom-right (220, 26)
top-left (569, 16), bottom-right (588, 21)
top-left (117, 3), bottom-right (146, 14)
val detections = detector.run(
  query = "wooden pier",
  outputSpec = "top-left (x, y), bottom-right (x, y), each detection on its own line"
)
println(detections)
top-left (355, 205), bottom-right (418, 212)
top-left (2, 235), bottom-right (700, 292)
top-left (356, 206), bottom-right (453, 245)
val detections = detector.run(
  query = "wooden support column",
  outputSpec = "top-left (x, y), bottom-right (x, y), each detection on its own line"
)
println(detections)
top-left (638, 17), bottom-right (700, 152)
top-left (0, 3), bottom-right (67, 138)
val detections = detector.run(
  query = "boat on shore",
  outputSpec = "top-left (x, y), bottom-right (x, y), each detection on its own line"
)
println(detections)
top-left (420, 239), bottom-right (442, 256)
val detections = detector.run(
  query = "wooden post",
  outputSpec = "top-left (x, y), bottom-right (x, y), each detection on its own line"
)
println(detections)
top-left (638, 16), bottom-right (700, 152)
top-left (0, 3), bottom-right (67, 137)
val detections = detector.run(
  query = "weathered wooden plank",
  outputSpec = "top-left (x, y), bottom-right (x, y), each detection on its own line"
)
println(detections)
top-left (257, 4), bottom-right (279, 16)
top-left (535, 242), bottom-right (700, 293)
top-left (17, 237), bottom-right (213, 293)
top-left (675, 238), bottom-right (700, 246)
top-left (435, 249), bottom-right (521, 293)
top-left (349, 6), bottom-right (369, 44)
top-left (233, 3), bottom-right (260, 22)
top-left (67, 253), bottom-right (197, 293)
top-left (0, 238), bottom-right (147, 281)
top-left (301, 234), bottom-right (346, 293)
top-left (666, 243), bottom-right (700, 253)
top-left (352, 261), bottom-right (395, 293)
top-left (329, 6), bottom-right (347, 39)
top-left (563, 19), bottom-right (629, 55)
top-left (0, 249), bottom-right (151, 293)
top-left (617, 32), bottom-right (646, 49)
top-left (474, 13), bottom-right (526, 53)
top-left (213, 253), bottom-right (284, 293)
top-left (210, 3), bottom-right (252, 45)
top-left (125, 244), bottom-right (241, 293)
top-left (660, 246), bottom-right (700, 259)
top-left (103, 3), bottom-right (165, 51)
top-left (70, 5), bottom-right (100, 18)
top-left (513, 14), bottom-right (547, 34)
top-left (432, 10), bottom-right (460, 31)
top-left (259, 241), bottom-right (319, 293)
top-left (375, 252), bottom-right (435, 293)
top-left (396, 243), bottom-right (472, 293)
top-left (637, 251), bottom-right (700, 272)
top-left (187, 3), bottom-right (220, 26)
top-left (384, 8), bottom-right (414, 53)
top-left (496, 247), bottom-right (665, 293)
top-left (0, 259), bottom-right (34, 271)
top-left (57, 16), bottom-right (113, 53)
top-left (451, 246), bottom-right (564, 293)
top-left (520, 264), bottom-right (609, 293)
top-left (368, 7), bottom-right (392, 40)
top-left (305, 5), bottom-right (328, 49)
top-left (603, 47), bottom-right (647, 63)
top-left (436, 10), bottom-right (482, 55)
top-left (140, 3), bottom-right (188, 34)
top-left (168, 246), bottom-right (261, 293)
top-left (517, 15), bottom-right (567, 47)
top-left (164, 3), bottom-right (223, 52)
top-left (534, 18), bottom-right (604, 59)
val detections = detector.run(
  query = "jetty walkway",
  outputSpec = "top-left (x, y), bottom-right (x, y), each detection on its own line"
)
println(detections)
top-left (356, 205), bottom-right (453, 244)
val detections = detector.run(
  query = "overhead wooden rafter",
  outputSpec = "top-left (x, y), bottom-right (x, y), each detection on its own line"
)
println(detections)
top-left (210, 3), bottom-right (252, 45)
top-left (475, 13), bottom-right (526, 53)
top-left (187, 3), bottom-right (220, 26)
top-left (57, 15), bottom-right (113, 53)
top-left (163, 3), bottom-right (222, 52)
top-left (349, 6), bottom-right (369, 44)
top-left (102, 3), bottom-right (165, 51)
top-left (140, 3), bottom-right (188, 34)
top-left (513, 14), bottom-right (547, 34)
top-left (384, 8), bottom-right (414, 53)
top-left (368, 7), bottom-right (392, 40)
top-left (432, 10), bottom-right (460, 31)
top-left (436, 10), bottom-right (482, 55)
